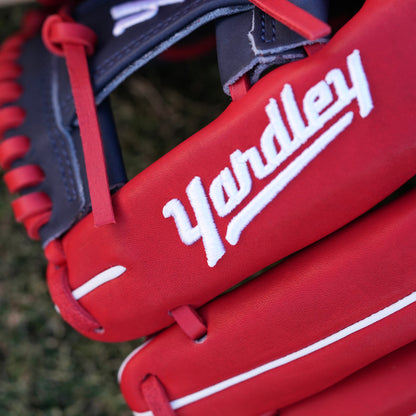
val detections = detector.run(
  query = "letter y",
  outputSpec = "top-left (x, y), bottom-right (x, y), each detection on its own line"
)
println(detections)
top-left (163, 177), bottom-right (225, 267)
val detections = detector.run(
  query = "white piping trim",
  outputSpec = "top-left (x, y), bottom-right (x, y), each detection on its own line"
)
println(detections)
top-left (72, 266), bottom-right (126, 300)
top-left (133, 410), bottom-right (153, 416)
top-left (118, 339), bottom-right (153, 383)
top-left (131, 290), bottom-right (416, 415)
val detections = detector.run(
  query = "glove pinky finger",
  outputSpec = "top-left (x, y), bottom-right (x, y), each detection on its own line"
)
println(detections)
top-left (119, 187), bottom-right (416, 416)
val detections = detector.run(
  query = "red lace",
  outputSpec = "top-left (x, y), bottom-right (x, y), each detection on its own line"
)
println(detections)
top-left (229, 73), bottom-right (251, 101)
top-left (141, 375), bottom-right (176, 416)
top-left (1, 2), bottom-right (114, 241)
top-left (0, 9), bottom-right (52, 240)
top-left (229, 0), bottom-right (331, 100)
top-left (170, 304), bottom-right (208, 341)
top-left (42, 13), bottom-right (116, 227)
top-left (250, 0), bottom-right (331, 40)
top-left (45, 239), bottom-right (102, 334)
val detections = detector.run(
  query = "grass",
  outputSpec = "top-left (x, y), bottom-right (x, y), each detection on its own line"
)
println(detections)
top-left (0, 4), bottom-right (228, 415)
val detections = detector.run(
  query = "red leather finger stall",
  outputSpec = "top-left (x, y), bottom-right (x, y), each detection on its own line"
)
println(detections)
top-left (52, 0), bottom-right (416, 342)
top-left (118, 187), bottom-right (416, 416)
top-left (280, 341), bottom-right (416, 416)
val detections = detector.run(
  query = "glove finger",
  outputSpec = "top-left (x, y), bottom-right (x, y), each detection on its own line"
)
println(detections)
top-left (2, 0), bottom-right (415, 343)
top-left (48, 0), bottom-right (416, 341)
top-left (280, 340), bottom-right (416, 416)
top-left (118, 186), bottom-right (416, 416)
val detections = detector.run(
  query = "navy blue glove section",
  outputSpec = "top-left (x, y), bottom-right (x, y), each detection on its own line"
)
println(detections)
top-left (6, 35), bottom-right (126, 245)
top-left (7, 0), bottom-right (253, 245)
top-left (216, 0), bottom-right (329, 94)
top-left (60, 0), bottom-right (253, 125)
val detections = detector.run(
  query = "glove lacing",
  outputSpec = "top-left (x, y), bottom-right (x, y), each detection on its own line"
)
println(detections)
top-left (0, 9), bottom-right (55, 240)
top-left (42, 11), bottom-right (116, 228)
top-left (38, 0), bottom-right (330, 231)
top-left (0, 1), bottom-right (115, 243)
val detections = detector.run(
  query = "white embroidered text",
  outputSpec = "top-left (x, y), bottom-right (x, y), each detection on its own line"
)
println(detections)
top-left (163, 49), bottom-right (374, 267)
top-left (111, 0), bottom-right (185, 36)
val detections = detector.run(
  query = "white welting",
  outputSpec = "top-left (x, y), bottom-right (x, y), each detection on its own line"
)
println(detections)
top-left (133, 411), bottom-right (153, 416)
top-left (131, 290), bottom-right (416, 414)
top-left (118, 339), bottom-right (153, 383)
top-left (72, 266), bottom-right (126, 300)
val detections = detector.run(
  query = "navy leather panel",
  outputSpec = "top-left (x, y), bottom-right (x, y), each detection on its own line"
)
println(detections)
top-left (7, 0), bottom-right (253, 244)
top-left (216, 0), bottom-right (329, 94)
top-left (7, 36), bottom-right (85, 243)
top-left (7, 35), bottom-right (126, 244)
top-left (59, 0), bottom-right (253, 125)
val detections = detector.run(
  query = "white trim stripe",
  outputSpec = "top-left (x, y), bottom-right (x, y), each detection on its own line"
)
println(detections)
top-left (72, 266), bottom-right (126, 300)
top-left (226, 111), bottom-right (353, 245)
top-left (131, 290), bottom-right (416, 415)
top-left (133, 410), bottom-right (153, 416)
top-left (118, 339), bottom-right (153, 383)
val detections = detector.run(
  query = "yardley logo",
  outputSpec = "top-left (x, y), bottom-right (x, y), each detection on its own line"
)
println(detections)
top-left (111, 0), bottom-right (185, 36)
top-left (163, 50), bottom-right (374, 267)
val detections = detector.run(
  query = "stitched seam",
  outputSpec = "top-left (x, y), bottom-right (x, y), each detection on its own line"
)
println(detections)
top-left (260, 12), bottom-right (276, 43)
top-left (42, 60), bottom-right (77, 203)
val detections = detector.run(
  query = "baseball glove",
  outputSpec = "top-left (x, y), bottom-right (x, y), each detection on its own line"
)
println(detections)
top-left (1, 0), bottom-right (415, 414)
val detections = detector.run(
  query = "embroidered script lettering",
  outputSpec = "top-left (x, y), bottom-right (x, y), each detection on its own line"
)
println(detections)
top-left (163, 50), bottom-right (374, 267)
top-left (111, 0), bottom-right (185, 37)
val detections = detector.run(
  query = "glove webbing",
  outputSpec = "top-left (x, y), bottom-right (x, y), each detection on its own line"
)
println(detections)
top-left (18, 0), bottom-right (329, 235)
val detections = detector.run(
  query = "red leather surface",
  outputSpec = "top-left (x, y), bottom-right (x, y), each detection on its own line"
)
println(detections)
top-left (119, 187), bottom-right (416, 415)
top-left (49, 0), bottom-right (416, 341)
top-left (281, 341), bottom-right (416, 416)
top-left (170, 305), bottom-right (207, 341)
